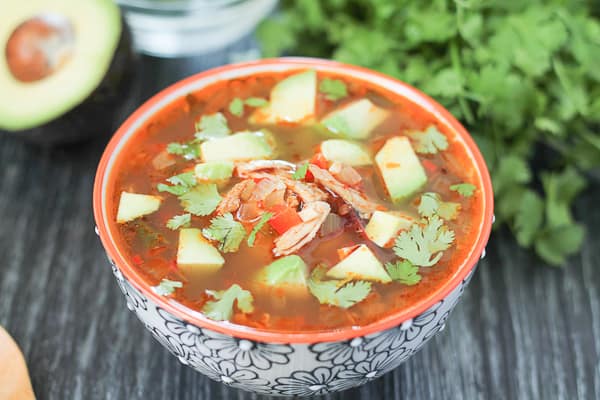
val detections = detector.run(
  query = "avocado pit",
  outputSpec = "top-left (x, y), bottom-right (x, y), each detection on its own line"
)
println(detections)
top-left (5, 13), bottom-right (74, 83)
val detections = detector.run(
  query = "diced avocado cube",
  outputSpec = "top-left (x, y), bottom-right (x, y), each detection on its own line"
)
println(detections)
top-left (326, 245), bottom-right (391, 283)
top-left (194, 160), bottom-right (234, 182)
top-left (321, 98), bottom-right (389, 140)
top-left (177, 228), bottom-right (225, 272)
top-left (365, 211), bottom-right (414, 248)
top-left (375, 136), bottom-right (427, 202)
top-left (257, 255), bottom-right (309, 288)
top-left (201, 131), bottom-right (275, 162)
top-left (320, 139), bottom-right (372, 166)
top-left (250, 70), bottom-right (316, 124)
top-left (116, 192), bottom-right (162, 223)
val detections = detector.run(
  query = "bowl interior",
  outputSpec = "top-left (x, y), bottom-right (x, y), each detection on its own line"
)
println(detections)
top-left (93, 58), bottom-right (494, 343)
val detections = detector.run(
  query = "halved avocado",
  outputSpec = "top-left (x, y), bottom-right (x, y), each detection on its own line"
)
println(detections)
top-left (0, 0), bottom-right (134, 144)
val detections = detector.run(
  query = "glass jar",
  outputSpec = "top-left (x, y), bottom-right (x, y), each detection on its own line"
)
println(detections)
top-left (117, 0), bottom-right (276, 57)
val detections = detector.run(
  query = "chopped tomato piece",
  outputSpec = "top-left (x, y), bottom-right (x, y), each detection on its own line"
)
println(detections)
top-left (268, 205), bottom-right (302, 234)
top-left (421, 159), bottom-right (438, 174)
top-left (132, 254), bottom-right (144, 265)
top-left (337, 244), bottom-right (360, 261)
top-left (304, 169), bottom-right (315, 182)
top-left (310, 153), bottom-right (329, 169)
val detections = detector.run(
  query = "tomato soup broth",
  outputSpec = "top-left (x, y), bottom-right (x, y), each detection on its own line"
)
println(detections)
top-left (108, 69), bottom-right (483, 333)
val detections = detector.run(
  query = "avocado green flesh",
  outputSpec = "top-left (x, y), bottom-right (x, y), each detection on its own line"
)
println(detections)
top-left (201, 131), bottom-right (276, 162)
top-left (194, 161), bottom-right (234, 182)
top-left (257, 255), bottom-right (309, 287)
top-left (251, 70), bottom-right (316, 124)
top-left (0, 0), bottom-right (122, 131)
top-left (326, 244), bottom-right (391, 283)
top-left (321, 98), bottom-right (389, 140)
top-left (375, 136), bottom-right (427, 202)
top-left (320, 139), bottom-right (372, 166)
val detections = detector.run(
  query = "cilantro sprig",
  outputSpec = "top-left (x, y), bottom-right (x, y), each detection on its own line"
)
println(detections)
top-left (450, 183), bottom-right (476, 197)
top-left (166, 142), bottom-right (200, 160)
top-left (179, 184), bottom-right (222, 216)
top-left (418, 192), bottom-right (461, 221)
top-left (152, 279), bottom-right (183, 296)
top-left (257, 2), bottom-right (600, 266)
top-left (307, 265), bottom-right (372, 308)
top-left (228, 97), bottom-right (269, 117)
top-left (194, 112), bottom-right (231, 141)
top-left (203, 284), bottom-right (254, 321)
top-left (292, 163), bottom-right (309, 180)
top-left (319, 78), bottom-right (348, 101)
top-left (385, 260), bottom-right (422, 286)
top-left (157, 172), bottom-right (197, 196)
top-left (247, 212), bottom-right (273, 247)
top-left (166, 213), bottom-right (191, 230)
top-left (202, 213), bottom-right (246, 252)
top-left (393, 215), bottom-right (455, 267)
top-left (407, 125), bottom-right (448, 154)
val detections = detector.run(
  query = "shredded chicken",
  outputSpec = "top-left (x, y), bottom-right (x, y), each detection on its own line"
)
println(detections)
top-left (249, 172), bottom-right (328, 203)
top-left (285, 192), bottom-right (300, 209)
top-left (329, 162), bottom-right (362, 186)
top-left (273, 201), bottom-right (331, 256)
top-left (216, 180), bottom-right (256, 215)
top-left (308, 165), bottom-right (383, 218)
top-left (249, 177), bottom-right (286, 202)
top-left (235, 160), bottom-right (296, 177)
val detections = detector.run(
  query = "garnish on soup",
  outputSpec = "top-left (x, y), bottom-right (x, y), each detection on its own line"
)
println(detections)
top-left (111, 69), bottom-right (482, 331)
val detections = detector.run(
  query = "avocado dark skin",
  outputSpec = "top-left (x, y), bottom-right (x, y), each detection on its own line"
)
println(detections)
top-left (1, 21), bottom-right (136, 146)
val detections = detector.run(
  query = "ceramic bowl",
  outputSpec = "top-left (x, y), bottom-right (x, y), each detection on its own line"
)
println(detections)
top-left (93, 58), bottom-right (494, 396)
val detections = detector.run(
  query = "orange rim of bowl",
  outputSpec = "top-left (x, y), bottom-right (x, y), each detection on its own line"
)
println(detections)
top-left (93, 57), bottom-right (494, 344)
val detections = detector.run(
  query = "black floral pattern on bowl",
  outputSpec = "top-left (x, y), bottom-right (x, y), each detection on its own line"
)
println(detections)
top-left (108, 259), bottom-right (478, 396)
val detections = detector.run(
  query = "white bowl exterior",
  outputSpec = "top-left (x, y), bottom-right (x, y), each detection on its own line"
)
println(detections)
top-left (109, 257), bottom-right (475, 396)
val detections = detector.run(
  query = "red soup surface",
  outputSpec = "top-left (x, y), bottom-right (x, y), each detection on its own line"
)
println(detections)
top-left (108, 69), bottom-right (484, 333)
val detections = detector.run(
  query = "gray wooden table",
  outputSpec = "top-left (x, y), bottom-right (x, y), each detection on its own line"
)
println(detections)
top-left (1, 42), bottom-right (599, 400)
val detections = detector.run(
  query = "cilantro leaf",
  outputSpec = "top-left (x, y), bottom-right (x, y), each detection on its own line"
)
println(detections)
top-left (152, 279), bottom-right (183, 296)
top-left (166, 213), bottom-right (191, 230)
top-left (307, 265), bottom-right (372, 308)
top-left (450, 183), bottom-right (477, 197)
top-left (385, 260), bottom-right (422, 286)
top-left (166, 172), bottom-right (197, 187)
top-left (292, 163), bottom-right (309, 180)
top-left (157, 183), bottom-right (189, 196)
top-left (134, 220), bottom-right (163, 248)
top-left (166, 142), bottom-right (200, 160)
top-left (541, 167), bottom-right (586, 229)
top-left (322, 114), bottom-right (351, 136)
top-left (492, 155), bottom-right (531, 195)
top-left (418, 192), bottom-right (461, 220)
top-left (514, 190), bottom-right (543, 247)
top-left (247, 212), bottom-right (273, 247)
top-left (158, 172), bottom-right (197, 196)
top-left (194, 112), bottom-right (231, 141)
top-left (203, 284), bottom-right (254, 321)
top-left (257, 2), bottom-right (600, 266)
top-left (228, 98), bottom-right (244, 117)
top-left (202, 213), bottom-right (246, 252)
top-left (407, 125), bottom-right (448, 154)
top-left (534, 223), bottom-right (585, 267)
top-left (393, 215), bottom-right (455, 267)
top-left (319, 78), bottom-right (348, 101)
top-left (244, 97), bottom-right (269, 107)
top-left (179, 184), bottom-right (222, 216)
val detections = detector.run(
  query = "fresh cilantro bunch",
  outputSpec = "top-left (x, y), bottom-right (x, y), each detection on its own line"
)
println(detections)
top-left (258, 0), bottom-right (600, 266)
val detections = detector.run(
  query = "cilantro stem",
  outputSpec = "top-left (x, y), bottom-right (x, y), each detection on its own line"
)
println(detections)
top-left (449, 40), bottom-right (474, 124)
